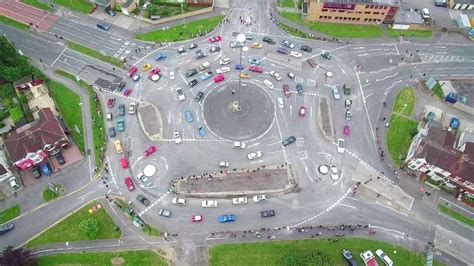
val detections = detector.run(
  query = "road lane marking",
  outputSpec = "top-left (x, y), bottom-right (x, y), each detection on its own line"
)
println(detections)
top-left (139, 190), bottom-right (171, 216)
top-left (51, 46), bottom-right (67, 66)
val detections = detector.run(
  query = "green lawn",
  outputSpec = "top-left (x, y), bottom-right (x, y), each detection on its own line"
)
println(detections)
top-left (432, 82), bottom-right (445, 99)
top-left (21, 0), bottom-right (52, 11)
top-left (68, 41), bottom-right (123, 67)
top-left (52, 0), bottom-right (92, 13)
top-left (46, 78), bottom-right (85, 153)
top-left (0, 204), bottom-right (21, 224)
top-left (42, 185), bottom-right (62, 202)
top-left (438, 204), bottom-right (474, 227)
top-left (277, 0), bottom-right (295, 8)
top-left (387, 116), bottom-right (418, 166)
top-left (278, 22), bottom-right (309, 38)
top-left (393, 86), bottom-right (416, 116)
top-left (210, 238), bottom-right (438, 266)
top-left (388, 29), bottom-right (433, 38)
top-left (27, 201), bottom-right (121, 248)
top-left (0, 15), bottom-right (29, 31)
top-left (136, 15), bottom-right (225, 42)
top-left (37, 250), bottom-right (168, 266)
top-left (279, 11), bottom-right (383, 38)
top-left (142, 224), bottom-right (162, 236)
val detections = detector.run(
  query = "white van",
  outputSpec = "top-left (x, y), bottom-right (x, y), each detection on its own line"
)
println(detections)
top-left (199, 62), bottom-right (210, 71)
top-left (375, 249), bottom-right (393, 266)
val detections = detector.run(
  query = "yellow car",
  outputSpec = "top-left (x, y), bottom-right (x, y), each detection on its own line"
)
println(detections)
top-left (251, 42), bottom-right (263, 49)
top-left (240, 72), bottom-right (251, 79)
top-left (142, 64), bottom-right (152, 71)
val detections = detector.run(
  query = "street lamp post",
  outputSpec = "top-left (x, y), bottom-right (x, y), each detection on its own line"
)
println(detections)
top-left (232, 33), bottom-right (246, 113)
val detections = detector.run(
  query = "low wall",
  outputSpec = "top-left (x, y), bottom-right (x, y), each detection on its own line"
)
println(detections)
top-left (142, 6), bottom-right (214, 25)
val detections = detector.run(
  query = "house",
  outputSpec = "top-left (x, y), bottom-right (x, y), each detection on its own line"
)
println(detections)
top-left (13, 76), bottom-right (44, 91)
top-left (3, 108), bottom-right (69, 170)
top-left (0, 150), bottom-right (13, 182)
top-left (392, 10), bottom-right (426, 30)
top-left (23, 82), bottom-right (59, 119)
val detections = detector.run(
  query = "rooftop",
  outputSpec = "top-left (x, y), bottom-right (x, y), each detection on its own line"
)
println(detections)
top-left (394, 10), bottom-right (424, 25)
top-left (315, 0), bottom-right (400, 5)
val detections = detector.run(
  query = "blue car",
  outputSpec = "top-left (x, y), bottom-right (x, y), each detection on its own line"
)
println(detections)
top-left (235, 64), bottom-right (244, 70)
top-left (117, 118), bottom-right (125, 132)
top-left (200, 71), bottom-right (214, 81)
top-left (41, 162), bottom-right (52, 176)
top-left (97, 22), bottom-right (111, 31)
top-left (198, 126), bottom-right (206, 137)
top-left (450, 117), bottom-right (460, 129)
top-left (184, 111), bottom-right (193, 123)
top-left (155, 52), bottom-right (167, 61)
top-left (277, 47), bottom-right (288, 55)
top-left (217, 214), bottom-right (236, 223)
top-left (248, 58), bottom-right (260, 65)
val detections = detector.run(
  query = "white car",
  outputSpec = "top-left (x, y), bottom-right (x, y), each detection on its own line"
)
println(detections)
top-left (253, 195), bottom-right (267, 203)
top-left (331, 85), bottom-right (341, 100)
top-left (375, 249), bottom-right (394, 266)
top-left (172, 197), bottom-right (187, 206)
top-left (106, 112), bottom-right (113, 120)
top-left (247, 151), bottom-right (263, 160)
top-left (232, 196), bottom-right (248, 205)
top-left (137, 172), bottom-right (152, 186)
top-left (264, 79), bottom-right (274, 89)
top-left (337, 139), bottom-right (345, 153)
top-left (277, 97), bottom-right (284, 109)
top-left (233, 141), bottom-right (246, 149)
top-left (330, 164), bottom-right (339, 181)
top-left (219, 161), bottom-right (229, 168)
top-left (219, 57), bottom-right (231, 65)
top-left (201, 200), bottom-right (218, 208)
top-left (269, 71), bottom-right (282, 81)
top-left (128, 103), bottom-right (136, 115)
top-left (173, 129), bottom-right (182, 144)
top-left (216, 66), bottom-right (230, 74)
top-left (9, 177), bottom-right (20, 189)
top-left (176, 87), bottom-right (185, 102)
top-left (169, 71), bottom-right (175, 80)
top-left (421, 8), bottom-right (430, 20)
top-left (290, 51), bottom-right (302, 58)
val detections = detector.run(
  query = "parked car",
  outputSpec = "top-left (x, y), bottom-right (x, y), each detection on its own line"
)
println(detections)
top-left (210, 46), bottom-right (221, 53)
top-left (127, 66), bottom-right (138, 78)
top-left (277, 97), bottom-right (284, 109)
top-left (208, 35), bottom-right (222, 43)
top-left (188, 79), bottom-right (198, 88)
top-left (337, 139), bottom-right (345, 153)
top-left (343, 125), bottom-right (351, 136)
top-left (55, 152), bottom-right (65, 165)
top-left (287, 72), bottom-right (295, 79)
top-left (120, 157), bottom-right (128, 169)
top-left (32, 165), bottom-right (41, 179)
top-left (421, 8), bottom-right (431, 20)
top-left (214, 74), bottom-right (225, 83)
top-left (247, 151), bottom-right (263, 160)
top-left (116, 81), bottom-right (126, 91)
top-left (249, 66), bottom-right (263, 73)
top-left (177, 46), bottom-right (186, 53)
top-left (169, 71), bottom-right (175, 80)
top-left (114, 140), bottom-right (123, 154)
top-left (232, 196), bottom-right (248, 205)
top-left (0, 223), bottom-right (14, 235)
top-left (184, 111), bottom-right (193, 123)
top-left (137, 194), bottom-right (150, 206)
top-left (216, 67), bottom-right (230, 74)
top-left (108, 127), bottom-right (116, 138)
top-left (281, 40), bottom-right (294, 48)
top-left (142, 64), bottom-right (152, 71)
top-left (118, 104), bottom-right (125, 116)
top-left (219, 57), bottom-right (231, 65)
top-left (144, 145), bottom-right (157, 157)
top-left (198, 126), bottom-right (207, 137)
top-left (345, 99), bottom-right (352, 108)
top-left (195, 91), bottom-right (204, 102)
top-left (219, 161), bottom-right (229, 168)
top-left (217, 214), bottom-right (236, 223)
top-left (240, 72), bottom-right (251, 79)
top-left (299, 105), bottom-right (306, 117)
top-left (173, 129), bottom-right (182, 144)
top-left (124, 176), bottom-right (135, 191)
top-left (248, 58), bottom-right (260, 65)
top-left (342, 249), bottom-right (357, 266)
top-left (137, 172), bottom-right (152, 187)
top-left (277, 47), bottom-right (288, 54)
top-left (264, 79), bottom-right (274, 89)
top-left (251, 42), bottom-right (263, 48)
top-left (296, 84), bottom-right (304, 95)
top-left (41, 162), bottom-right (52, 176)
top-left (290, 51), bottom-right (302, 58)
top-left (282, 136), bottom-right (297, 146)
top-left (128, 103), bottom-right (137, 115)
top-left (192, 215), bottom-right (203, 222)
top-left (253, 195), bottom-right (267, 203)
top-left (172, 197), bottom-right (187, 205)
top-left (200, 70), bottom-right (214, 80)
top-left (321, 51), bottom-right (331, 60)
top-left (450, 117), bottom-right (460, 129)
top-left (330, 164), bottom-right (339, 181)
top-left (123, 88), bottom-right (133, 96)
top-left (375, 249), bottom-right (393, 266)
top-left (235, 64), bottom-right (244, 70)
top-left (195, 50), bottom-right (206, 59)
top-left (331, 85), bottom-right (341, 100)
top-left (155, 52), bottom-right (167, 61)
top-left (262, 36), bottom-right (275, 44)
top-left (107, 98), bottom-right (115, 108)
top-left (201, 200), bottom-right (218, 207)
top-left (269, 71), bottom-right (282, 81)
top-left (117, 118), bottom-right (125, 132)
top-left (301, 45), bottom-right (312, 52)
top-left (260, 210), bottom-right (276, 218)
top-left (283, 84), bottom-right (291, 97)
top-left (158, 209), bottom-right (171, 218)
top-left (106, 113), bottom-right (113, 121)
top-left (185, 68), bottom-right (197, 78)
top-left (189, 43), bottom-right (198, 49)
top-left (230, 41), bottom-right (244, 48)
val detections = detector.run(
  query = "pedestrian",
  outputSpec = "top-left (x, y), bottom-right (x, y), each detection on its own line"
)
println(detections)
top-left (232, 89), bottom-right (235, 95)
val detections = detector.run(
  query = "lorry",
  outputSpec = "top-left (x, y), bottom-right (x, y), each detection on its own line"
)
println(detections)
top-left (232, 196), bottom-right (248, 205)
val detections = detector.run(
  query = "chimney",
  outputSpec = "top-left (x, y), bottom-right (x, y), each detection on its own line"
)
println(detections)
top-left (110, 0), bottom-right (116, 9)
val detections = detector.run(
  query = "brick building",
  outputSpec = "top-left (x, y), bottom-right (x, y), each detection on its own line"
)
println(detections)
top-left (303, 0), bottom-right (400, 25)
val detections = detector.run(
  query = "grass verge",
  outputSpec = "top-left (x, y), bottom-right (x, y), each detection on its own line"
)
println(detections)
top-left (52, 0), bottom-right (92, 13)
top-left (277, 0), bottom-right (295, 8)
top-left (68, 41), bottom-right (123, 67)
top-left (388, 29), bottom-right (433, 38)
top-left (432, 82), bottom-right (445, 99)
top-left (136, 15), bottom-right (224, 42)
top-left (142, 224), bottom-right (162, 236)
top-left (21, 0), bottom-right (52, 11)
top-left (42, 184), bottom-right (63, 202)
top-left (393, 86), bottom-right (415, 116)
top-left (0, 15), bottom-right (29, 30)
top-left (27, 201), bottom-right (120, 248)
top-left (209, 238), bottom-right (439, 266)
top-left (37, 250), bottom-right (168, 265)
top-left (438, 204), bottom-right (474, 227)
top-left (279, 11), bottom-right (383, 38)
top-left (45, 79), bottom-right (85, 153)
top-left (387, 117), bottom-right (418, 166)
top-left (0, 204), bottom-right (21, 224)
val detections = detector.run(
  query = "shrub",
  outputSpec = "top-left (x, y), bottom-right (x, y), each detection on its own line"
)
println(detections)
top-left (79, 218), bottom-right (99, 239)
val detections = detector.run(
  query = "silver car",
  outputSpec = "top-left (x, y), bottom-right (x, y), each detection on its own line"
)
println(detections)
top-left (331, 85), bottom-right (341, 100)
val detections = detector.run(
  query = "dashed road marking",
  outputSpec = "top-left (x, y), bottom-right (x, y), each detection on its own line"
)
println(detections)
top-left (105, 156), bottom-right (122, 195)
top-left (139, 191), bottom-right (171, 216)
top-left (296, 137), bottom-right (304, 147)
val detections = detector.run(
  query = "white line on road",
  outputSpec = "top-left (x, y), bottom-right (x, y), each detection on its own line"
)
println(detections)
top-left (369, 225), bottom-right (405, 236)
top-left (247, 142), bottom-right (260, 148)
top-left (51, 47), bottom-right (67, 67)
top-left (357, 53), bottom-right (368, 57)
top-left (339, 203), bottom-right (356, 209)
top-left (369, 66), bottom-right (395, 74)
top-left (139, 190), bottom-right (171, 216)
top-left (337, 65), bottom-right (345, 74)
top-left (375, 72), bottom-right (398, 82)
top-left (106, 156), bottom-right (122, 195)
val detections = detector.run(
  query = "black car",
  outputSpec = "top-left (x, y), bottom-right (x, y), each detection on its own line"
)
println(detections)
top-left (195, 50), bottom-right (206, 59)
top-left (189, 43), bottom-right (198, 49)
top-left (32, 165), bottom-right (41, 179)
top-left (263, 36), bottom-right (275, 45)
top-left (177, 47), bottom-right (186, 53)
top-left (210, 46), bottom-right (221, 53)
top-left (0, 223), bottom-right (14, 235)
top-left (55, 152), bottom-right (66, 165)
top-left (118, 104), bottom-right (126, 116)
top-left (342, 249), bottom-right (357, 266)
top-left (301, 45), bottom-right (313, 53)
top-left (296, 84), bottom-right (304, 95)
top-left (282, 136), bottom-right (297, 146)
top-left (185, 69), bottom-right (197, 78)
top-left (260, 210), bottom-right (276, 218)
top-left (108, 127), bottom-right (116, 138)
top-left (137, 194), bottom-right (151, 206)
top-left (188, 79), bottom-right (198, 88)
top-left (194, 91), bottom-right (204, 102)
top-left (116, 81), bottom-right (126, 91)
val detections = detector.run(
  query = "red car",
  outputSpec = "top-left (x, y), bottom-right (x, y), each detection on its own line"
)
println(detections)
top-left (208, 35), bottom-right (222, 43)
top-left (249, 66), bottom-right (263, 73)
top-left (124, 176), bottom-right (135, 191)
top-left (120, 157), bottom-right (128, 169)
top-left (343, 125), bottom-right (351, 136)
top-left (192, 215), bottom-right (203, 222)
top-left (144, 145), bottom-right (157, 157)
top-left (128, 66), bottom-right (138, 77)
top-left (283, 84), bottom-right (291, 97)
top-left (213, 74), bottom-right (225, 83)
top-left (299, 105), bottom-right (306, 117)
top-left (123, 88), bottom-right (132, 96)
top-left (107, 98), bottom-right (115, 108)
top-left (150, 67), bottom-right (161, 76)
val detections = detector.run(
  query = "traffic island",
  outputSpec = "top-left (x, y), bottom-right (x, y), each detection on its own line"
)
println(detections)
top-left (137, 102), bottom-right (163, 141)
top-left (318, 96), bottom-right (334, 143)
top-left (173, 164), bottom-right (297, 197)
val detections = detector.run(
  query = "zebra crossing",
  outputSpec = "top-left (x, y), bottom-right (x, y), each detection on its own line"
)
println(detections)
top-left (420, 54), bottom-right (468, 63)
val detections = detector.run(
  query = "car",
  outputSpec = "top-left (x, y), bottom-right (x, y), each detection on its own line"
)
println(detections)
top-left (117, 118), bottom-right (125, 132)
top-left (201, 200), bottom-right (218, 208)
top-left (253, 195), bottom-right (267, 202)
top-left (287, 72), bottom-right (295, 79)
top-left (184, 111), bottom-right (193, 123)
top-left (144, 145), bottom-right (157, 157)
top-left (450, 117), bottom-right (460, 129)
top-left (199, 61), bottom-right (210, 71)
top-left (172, 197), bottom-right (187, 205)
top-left (233, 141), bottom-right (246, 149)
top-left (108, 127), bottom-right (116, 138)
top-left (345, 99), bottom-right (352, 108)
top-left (277, 97), bottom-right (284, 109)
top-left (150, 67), bottom-right (160, 76)
top-left (192, 215), bottom-right (203, 222)
top-left (247, 151), bottom-right (263, 160)
top-left (189, 43), bottom-right (198, 49)
top-left (269, 71), bottom-right (282, 81)
top-left (177, 46), bottom-right (186, 53)
top-left (114, 140), bottom-right (123, 153)
top-left (142, 64), bottom-right (152, 71)
top-left (210, 46), bottom-right (221, 53)
top-left (0, 223), bottom-right (14, 235)
top-left (55, 152), bottom-right (65, 165)
top-left (124, 176), bottom-right (135, 191)
top-left (198, 126), bottom-right (207, 137)
top-left (337, 139), bottom-right (345, 153)
top-left (421, 8), bottom-right (431, 19)
top-left (116, 81), bottom-right (126, 91)
top-left (331, 85), bottom-right (341, 100)
top-left (219, 161), bottom-right (229, 168)
top-left (277, 47), bottom-right (288, 54)
top-left (169, 71), bottom-right (175, 80)
top-left (246, 35), bottom-right (254, 40)
top-left (321, 51), bottom-right (331, 60)
top-left (137, 194), bottom-right (150, 206)
top-left (97, 22), bottom-right (111, 31)
top-left (232, 196), bottom-right (248, 205)
top-left (249, 66), bottom-right (263, 73)
top-left (158, 209), bottom-right (171, 218)
top-left (345, 110), bottom-right (352, 121)
top-left (32, 165), bottom-right (41, 179)
top-left (342, 249), bottom-right (357, 266)
top-left (330, 164), bottom-right (339, 181)
top-left (176, 87), bottom-right (186, 101)
top-left (282, 136), bottom-right (297, 146)
top-left (219, 57), bottom-right (231, 65)
top-left (9, 177), bottom-right (20, 189)
top-left (123, 88), bottom-right (133, 97)
top-left (106, 112), bottom-right (113, 121)
top-left (214, 74), bottom-right (225, 83)
top-left (195, 91), bottom-right (204, 102)
top-left (128, 103), bottom-right (136, 115)
top-left (296, 84), bottom-right (304, 95)
top-left (301, 45), bottom-right (312, 52)
top-left (173, 129), bottom-right (182, 144)
top-left (39, 162), bottom-right (51, 176)
top-left (343, 125), bottom-right (351, 136)
top-left (248, 58), bottom-right (260, 65)
top-left (127, 66), bottom-right (138, 77)
top-left (290, 51), bottom-right (302, 58)
top-left (185, 68), bottom-right (197, 78)
top-left (118, 104), bottom-right (125, 116)
top-left (208, 35), bottom-right (222, 43)
top-left (299, 105), bottom-right (306, 117)
top-left (283, 84), bottom-right (291, 97)
top-left (188, 79), bottom-right (198, 88)
top-left (281, 40), bottom-right (294, 49)
top-left (137, 172), bottom-right (152, 186)
top-left (235, 64), bottom-right (244, 70)
top-left (132, 73), bottom-right (140, 82)
top-left (240, 72), bottom-right (251, 79)
top-left (264, 79), bottom-right (274, 89)
top-left (200, 70), bottom-right (214, 80)
top-left (435, 0), bottom-right (448, 7)
top-left (155, 52), bottom-right (167, 61)
top-left (375, 249), bottom-right (393, 266)
top-left (263, 36), bottom-right (275, 44)
top-left (260, 210), bottom-right (276, 218)
top-left (216, 67), bottom-right (230, 74)
top-left (107, 98), bottom-right (115, 108)
top-left (230, 41), bottom-right (244, 48)
top-left (251, 42), bottom-right (263, 48)
top-left (360, 250), bottom-right (377, 266)
top-left (217, 214), bottom-right (236, 223)
top-left (120, 157), bottom-right (128, 169)
top-left (195, 50), bottom-right (206, 59)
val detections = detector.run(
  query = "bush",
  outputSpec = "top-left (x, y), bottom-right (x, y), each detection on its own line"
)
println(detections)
top-left (9, 106), bottom-right (24, 123)
top-left (79, 218), bottom-right (99, 239)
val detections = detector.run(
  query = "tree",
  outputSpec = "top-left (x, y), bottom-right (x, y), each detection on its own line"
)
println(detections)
top-left (0, 246), bottom-right (37, 266)
top-left (79, 218), bottom-right (100, 238)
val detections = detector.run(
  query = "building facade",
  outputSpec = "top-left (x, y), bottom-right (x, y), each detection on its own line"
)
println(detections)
top-left (304, 0), bottom-right (400, 25)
